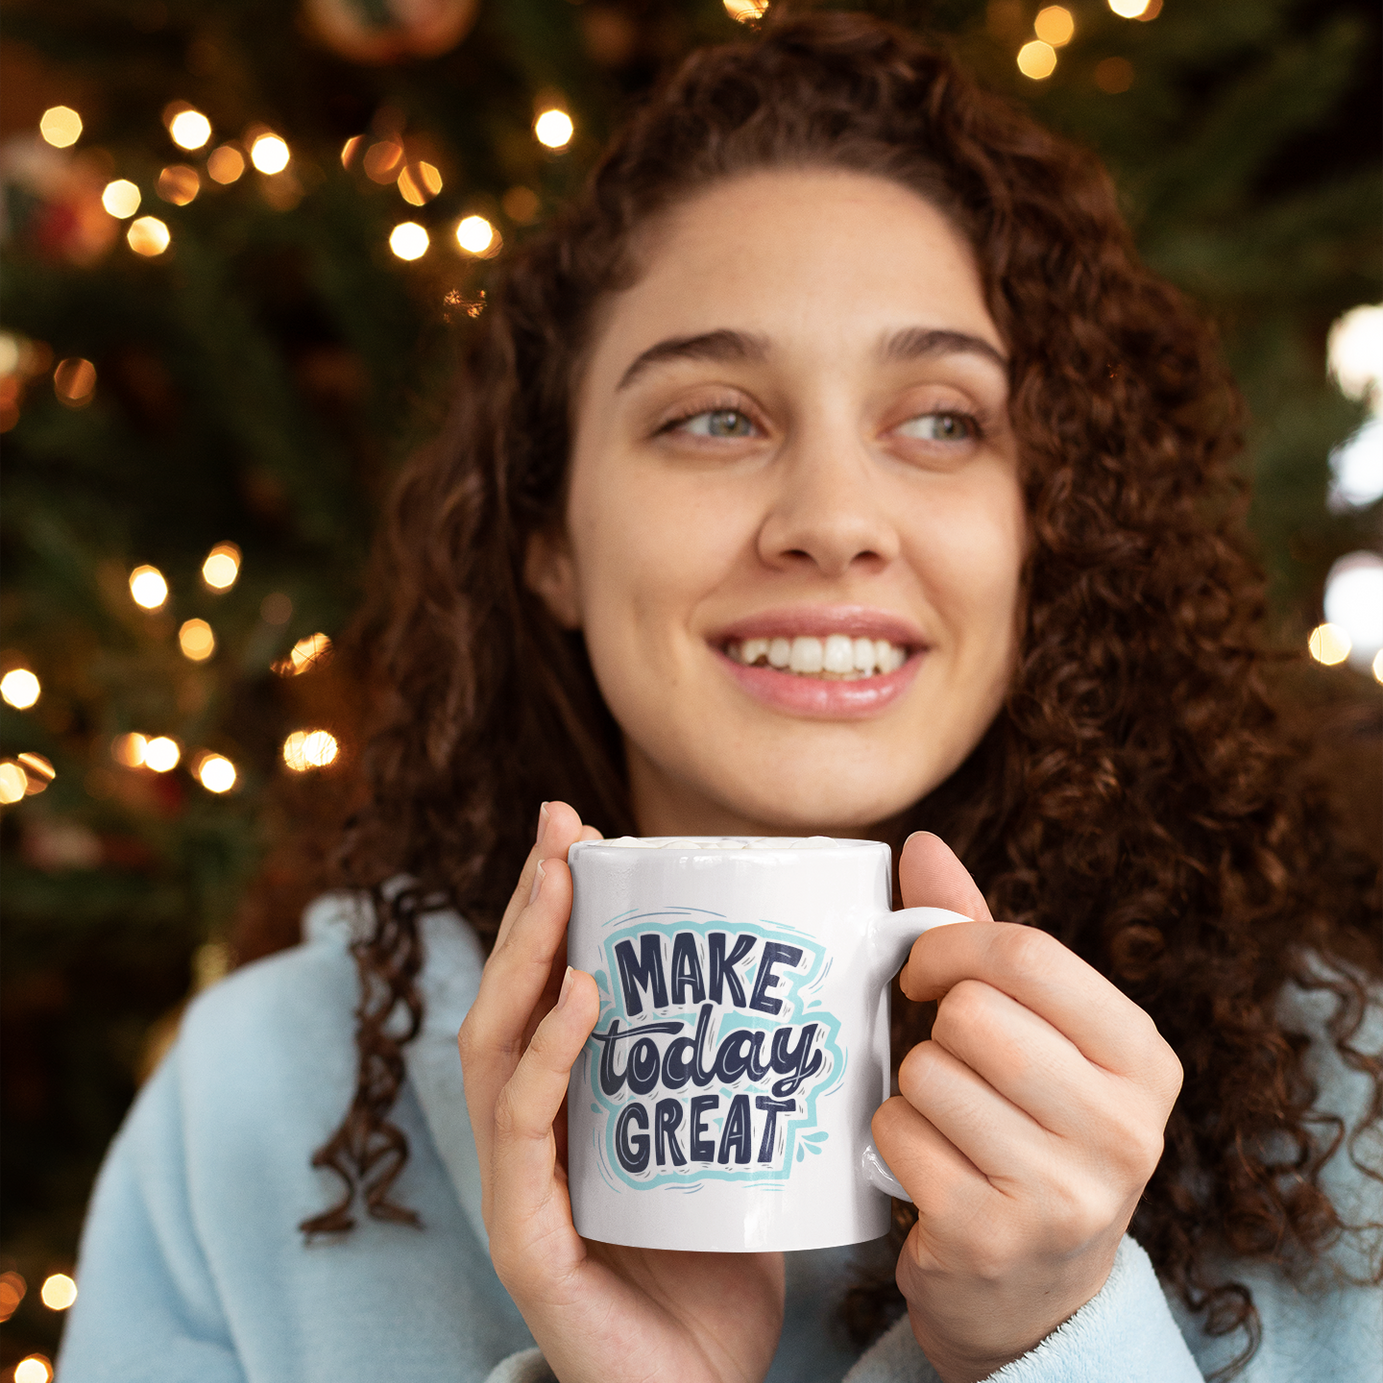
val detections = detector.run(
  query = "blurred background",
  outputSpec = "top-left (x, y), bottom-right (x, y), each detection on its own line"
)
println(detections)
top-left (0, 0), bottom-right (1379, 1373)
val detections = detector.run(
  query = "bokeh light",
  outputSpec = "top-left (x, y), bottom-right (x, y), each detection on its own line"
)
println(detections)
top-left (534, 109), bottom-right (574, 150)
top-left (54, 357), bottom-right (97, 407)
top-left (724, 0), bottom-right (769, 20)
top-left (39, 106), bottom-right (82, 148)
top-left (502, 186), bottom-right (540, 224)
top-left (1329, 418), bottom-right (1383, 510)
top-left (275, 632), bottom-right (332, 676)
top-left (129, 564), bottom-right (168, 609)
top-left (101, 179), bottom-right (141, 219)
top-left (39, 1274), bottom-right (77, 1311)
top-left (1108, 0), bottom-right (1151, 16)
top-left (127, 216), bottom-right (171, 257)
top-left (1328, 304), bottom-right (1383, 405)
top-left (1034, 6), bottom-right (1074, 46)
top-left (389, 222), bottom-right (429, 260)
top-left (260, 592), bottom-right (292, 625)
top-left (455, 214), bottom-right (498, 256)
top-left (250, 133), bottom-right (290, 175)
top-left (178, 618), bottom-right (216, 661)
top-left (196, 753), bottom-right (236, 793)
top-left (112, 733), bottom-right (148, 768)
top-left (1307, 623), bottom-right (1351, 667)
top-left (1, 668), bottom-right (40, 709)
top-left (1323, 552), bottom-right (1383, 666)
top-left (14, 1354), bottom-right (52, 1383)
top-left (1374, 650), bottom-right (1383, 684)
top-left (1095, 57), bottom-right (1135, 93)
top-left (19, 753), bottom-right (55, 795)
top-left (364, 140), bottom-right (403, 183)
top-left (143, 736), bottom-right (180, 773)
top-left (168, 109), bottom-right (212, 151)
top-left (0, 762), bottom-right (28, 805)
top-left (157, 164), bottom-right (200, 206)
top-left (282, 729), bottom-right (339, 771)
top-left (206, 145), bottom-right (245, 184)
top-left (398, 161), bottom-right (443, 206)
top-left (1017, 40), bottom-right (1057, 80)
top-left (340, 135), bottom-right (364, 169)
top-left (0, 1271), bottom-right (25, 1322)
top-left (202, 541), bottom-right (241, 590)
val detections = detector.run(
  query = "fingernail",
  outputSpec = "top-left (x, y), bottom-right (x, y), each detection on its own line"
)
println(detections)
top-left (536, 802), bottom-right (550, 848)
top-left (529, 859), bottom-right (545, 904)
top-left (557, 966), bottom-right (575, 1010)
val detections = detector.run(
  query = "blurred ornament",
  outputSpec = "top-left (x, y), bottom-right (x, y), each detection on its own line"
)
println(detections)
top-left (302, 0), bottom-right (479, 64)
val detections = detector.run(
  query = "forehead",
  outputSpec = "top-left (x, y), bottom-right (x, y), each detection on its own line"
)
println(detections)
top-left (581, 167), bottom-right (1002, 390)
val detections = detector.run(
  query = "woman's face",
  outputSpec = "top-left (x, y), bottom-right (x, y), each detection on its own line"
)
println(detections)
top-left (530, 168), bottom-right (1025, 836)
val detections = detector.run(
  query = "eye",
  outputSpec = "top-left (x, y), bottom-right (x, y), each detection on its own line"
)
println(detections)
top-left (674, 408), bottom-right (756, 439)
top-left (895, 411), bottom-right (978, 442)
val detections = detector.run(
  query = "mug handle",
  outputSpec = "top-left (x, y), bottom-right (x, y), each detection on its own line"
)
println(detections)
top-left (859, 904), bottom-right (971, 1203)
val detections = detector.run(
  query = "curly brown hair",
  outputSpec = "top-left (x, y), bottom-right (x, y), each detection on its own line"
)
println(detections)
top-left (296, 11), bottom-right (1382, 1376)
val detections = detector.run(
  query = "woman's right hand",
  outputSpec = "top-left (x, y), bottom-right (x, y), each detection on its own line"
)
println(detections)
top-left (458, 801), bottom-right (785, 1383)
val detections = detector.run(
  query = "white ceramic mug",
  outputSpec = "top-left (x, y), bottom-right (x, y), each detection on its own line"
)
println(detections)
top-left (565, 836), bottom-right (968, 1253)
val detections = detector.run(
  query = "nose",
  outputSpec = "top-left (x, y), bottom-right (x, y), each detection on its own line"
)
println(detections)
top-left (756, 423), bottom-right (900, 578)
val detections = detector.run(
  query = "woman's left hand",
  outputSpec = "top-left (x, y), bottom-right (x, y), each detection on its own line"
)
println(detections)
top-left (873, 833), bottom-right (1183, 1383)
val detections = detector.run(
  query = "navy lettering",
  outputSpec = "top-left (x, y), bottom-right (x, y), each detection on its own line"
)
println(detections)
top-left (749, 942), bottom-right (803, 1015)
top-left (626, 1037), bottom-right (660, 1095)
top-left (713, 1028), bottom-right (770, 1085)
top-left (709, 932), bottom-right (756, 1007)
top-left (692, 1003), bottom-right (717, 1087)
top-left (770, 1023), bottom-right (823, 1097)
top-left (717, 1094), bottom-right (753, 1164)
top-left (661, 1036), bottom-right (696, 1090)
top-left (755, 1097), bottom-right (796, 1162)
top-left (615, 935), bottom-right (669, 1015)
top-left (654, 1099), bottom-right (687, 1167)
top-left (591, 1019), bottom-right (682, 1096)
top-left (615, 1103), bottom-right (650, 1173)
top-left (670, 932), bottom-right (706, 1006)
top-left (690, 1095), bottom-right (719, 1161)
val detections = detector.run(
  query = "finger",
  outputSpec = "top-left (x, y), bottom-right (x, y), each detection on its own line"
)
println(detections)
top-left (900, 922), bottom-right (1167, 1082)
top-left (898, 832), bottom-right (992, 920)
top-left (871, 1094), bottom-right (990, 1218)
top-left (495, 800), bottom-right (587, 951)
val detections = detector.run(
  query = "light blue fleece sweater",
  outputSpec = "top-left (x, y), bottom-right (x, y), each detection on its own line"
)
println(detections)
top-left (58, 895), bottom-right (1382, 1383)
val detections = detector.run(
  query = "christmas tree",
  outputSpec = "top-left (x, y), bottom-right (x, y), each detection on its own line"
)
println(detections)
top-left (1, 0), bottom-right (1378, 1366)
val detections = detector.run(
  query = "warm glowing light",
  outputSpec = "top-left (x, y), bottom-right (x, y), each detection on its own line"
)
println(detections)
top-left (102, 179), bottom-right (141, 219)
top-left (389, 222), bottom-right (429, 260)
top-left (1, 668), bottom-right (40, 709)
top-left (398, 161), bottom-right (443, 206)
top-left (724, 0), bottom-right (769, 20)
top-left (14, 1355), bottom-right (52, 1383)
top-left (275, 632), bottom-right (332, 676)
top-left (202, 541), bottom-right (241, 589)
top-left (207, 144), bottom-right (245, 184)
top-left (534, 109), bottom-right (574, 150)
top-left (0, 762), bottom-right (27, 804)
top-left (178, 618), bottom-right (216, 661)
top-left (169, 109), bottom-right (212, 150)
top-left (250, 133), bottom-right (290, 175)
top-left (1033, 6), bottom-right (1074, 46)
top-left (341, 135), bottom-right (364, 169)
top-left (112, 732), bottom-right (148, 768)
top-left (1307, 623), bottom-right (1351, 667)
top-left (363, 140), bottom-right (403, 184)
top-left (129, 564), bottom-right (168, 609)
top-left (455, 214), bottom-right (497, 256)
top-left (127, 216), bottom-right (171, 257)
top-left (1328, 304), bottom-right (1383, 405)
top-left (282, 728), bottom-right (339, 771)
top-left (143, 736), bottom-right (180, 773)
top-left (54, 357), bottom-right (97, 406)
top-left (40, 1274), bottom-right (77, 1311)
top-left (40, 106), bottom-right (82, 148)
top-left (196, 753), bottom-right (236, 793)
top-left (1094, 57), bottom-right (1135, 93)
top-left (0, 1271), bottom-right (25, 1322)
top-left (157, 164), bottom-right (200, 205)
top-left (1324, 552), bottom-right (1383, 666)
top-left (1017, 40), bottom-right (1057, 79)
top-left (18, 753), bottom-right (55, 791)
top-left (1108, 0), bottom-right (1151, 16)
top-left (1374, 649), bottom-right (1383, 684)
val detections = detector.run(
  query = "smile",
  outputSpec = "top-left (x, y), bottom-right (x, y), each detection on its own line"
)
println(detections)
top-left (723, 635), bottom-right (909, 680)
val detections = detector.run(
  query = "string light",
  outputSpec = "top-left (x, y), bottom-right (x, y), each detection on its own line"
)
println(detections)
top-left (101, 179), bottom-right (141, 219)
top-left (112, 733), bottom-right (149, 768)
top-left (39, 106), bottom-right (82, 148)
top-left (178, 618), bottom-right (215, 661)
top-left (18, 753), bottom-right (55, 795)
top-left (340, 135), bottom-right (364, 169)
top-left (14, 1354), bottom-right (52, 1383)
top-left (455, 214), bottom-right (498, 256)
top-left (1033, 6), bottom-right (1074, 46)
top-left (168, 108), bottom-right (212, 151)
top-left (143, 737), bottom-right (180, 773)
top-left (206, 144), bottom-right (245, 184)
top-left (250, 133), bottom-right (290, 175)
top-left (282, 729), bottom-right (338, 772)
top-left (195, 753), bottom-right (236, 793)
top-left (0, 1271), bottom-right (25, 1322)
top-left (724, 0), bottom-right (769, 20)
top-left (1108, 0), bottom-right (1151, 16)
top-left (39, 1274), bottom-right (77, 1311)
top-left (53, 358), bottom-right (97, 407)
top-left (533, 109), bottom-right (574, 150)
top-left (1, 668), bottom-right (40, 709)
top-left (1307, 623), bottom-right (1351, 666)
top-left (201, 541), bottom-right (241, 589)
top-left (398, 161), bottom-right (443, 206)
top-left (157, 165), bottom-right (200, 205)
top-left (129, 565), bottom-right (168, 609)
top-left (0, 762), bottom-right (28, 805)
top-left (1374, 649), bottom-right (1383, 684)
top-left (127, 216), bottom-right (171, 257)
top-left (389, 222), bottom-right (429, 260)
top-left (274, 632), bottom-right (332, 675)
top-left (363, 140), bottom-right (403, 183)
top-left (1017, 40), bottom-right (1057, 79)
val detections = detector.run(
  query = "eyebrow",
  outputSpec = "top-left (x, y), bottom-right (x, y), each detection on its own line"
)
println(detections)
top-left (616, 329), bottom-right (770, 390)
top-left (881, 326), bottom-right (1008, 371)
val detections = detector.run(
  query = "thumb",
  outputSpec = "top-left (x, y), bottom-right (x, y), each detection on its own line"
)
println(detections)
top-left (898, 831), bottom-right (992, 921)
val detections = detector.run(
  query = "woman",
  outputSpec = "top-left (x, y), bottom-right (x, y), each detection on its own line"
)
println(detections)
top-left (60, 13), bottom-right (1379, 1383)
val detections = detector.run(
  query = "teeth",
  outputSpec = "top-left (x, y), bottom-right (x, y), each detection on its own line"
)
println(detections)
top-left (727, 633), bottom-right (911, 678)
